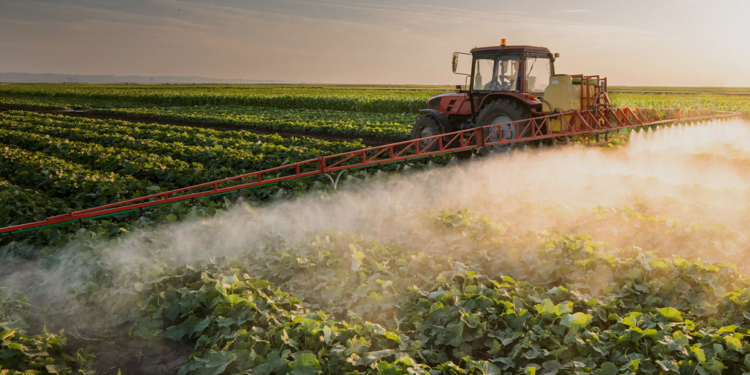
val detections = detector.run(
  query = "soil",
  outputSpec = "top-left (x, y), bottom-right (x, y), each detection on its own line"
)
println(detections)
top-left (68, 333), bottom-right (193, 375)
top-left (94, 337), bottom-right (191, 375)
top-left (0, 106), bottom-right (405, 147)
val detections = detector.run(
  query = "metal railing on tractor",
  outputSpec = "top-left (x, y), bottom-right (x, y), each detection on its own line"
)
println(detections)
top-left (0, 107), bottom-right (740, 237)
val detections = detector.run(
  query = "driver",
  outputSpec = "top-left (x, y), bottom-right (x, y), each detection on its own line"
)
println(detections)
top-left (485, 59), bottom-right (518, 92)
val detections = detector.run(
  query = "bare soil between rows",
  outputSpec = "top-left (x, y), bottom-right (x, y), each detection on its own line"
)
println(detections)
top-left (0, 106), bottom-right (404, 147)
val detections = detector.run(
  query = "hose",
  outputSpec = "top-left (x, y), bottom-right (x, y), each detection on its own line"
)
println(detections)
top-left (541, 99), bottom-right (562, 114)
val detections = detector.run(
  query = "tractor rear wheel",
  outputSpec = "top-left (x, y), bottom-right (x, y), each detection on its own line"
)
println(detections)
top-left (411, 116), bottom-right (442, 152)
top-left (475, 99), bottom-right (530, 154)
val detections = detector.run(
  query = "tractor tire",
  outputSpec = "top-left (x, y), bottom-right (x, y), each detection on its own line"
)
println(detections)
top-left (475, 99), bottom-right (530, 154)
top-left (411, 115), bottom-right (442, 152)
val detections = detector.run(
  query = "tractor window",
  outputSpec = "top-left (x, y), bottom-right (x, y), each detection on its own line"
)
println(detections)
top-left (473, 58), bottom-right (495, 91)
top-left (526, 56), bottom-right (552, 93)
top-left (473, 56), bottom-right (520, 92)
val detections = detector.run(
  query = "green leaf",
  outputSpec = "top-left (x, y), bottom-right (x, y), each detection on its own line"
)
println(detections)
top-left (289, 352), bottom-right (322, 375)
top-left (656, 359), bottom-right (679, 372)
top-left (561, 312), bottom-right (593, 328)
top-left (165, 315), bottom-right (199, 341)
top-left (554, 303), bottom-right (572, 317)
top-left (323, 326), bottom-right (332, 344)
top-left (351, 257), bottom-right (361, 272)
top-left (692, 345), bottom-right (707, 363)
top-left (362, 350), bottom-right (395, 365)
top-left (384, 331), bottom-right (401, 342)
top-left (621, 315), bottom-right (638, 328)
top-left (475, 361), bottom-right (501, 375)
top-left (535, 299), bottom-right (555, 316)
top-left (704, 358), bottom-right (727, 374)
top-left (673, 331), bottom-right (689, 346)
top-left (192, 350), bottom-right (237, 375)
top-left (726, 336), bottom-right (743, 352)
top-left (628, 359), bottom-right (641, 370)
top-left (594, 362), bottom-right (618, 375)
top-left (658, 307), bottom-right (683, 322)
top-left (448, 323), bottom-right (464, 347)
top-left (542, 360), bottom-right (561, 375)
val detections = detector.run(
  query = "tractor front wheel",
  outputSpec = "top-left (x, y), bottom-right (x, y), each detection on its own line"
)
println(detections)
top-left (411, 116), bottom-right (442, 152)
top-left (475, 99), bottom-right (530, 154)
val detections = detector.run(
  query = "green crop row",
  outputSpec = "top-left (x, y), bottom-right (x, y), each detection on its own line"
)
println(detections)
top-left (90, 105), bottom-right (417, 139)
top-left (4, 84), bottom-right (750, 120)
top-left (0, 179), bottom-right (71, 227)
top-left (0, 128), bottom-right (208, 187)
top-left (0, 111), bottom-right (364, 238)
top-left (2, 110), bottom-right (367, 153)
top-left (0, 96), bottom-right (417, 139)
top-left (6, 120), bottom-right (334, 177)
top-left (0, 145), bottom-right (153, 207)
top-left (0, 85), bottom-right (432, 113)
top-left (610, 93), bottom-right (750, 114)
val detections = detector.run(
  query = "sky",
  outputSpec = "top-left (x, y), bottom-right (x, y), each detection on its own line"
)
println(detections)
top-left (1, 0), bottom-right (749, 86)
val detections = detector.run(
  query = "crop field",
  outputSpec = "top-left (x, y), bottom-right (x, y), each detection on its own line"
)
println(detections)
top-left (0, 111), bottom-right (373, 245)
top-left (1, 85), bottom-right (749, 144)
top-left (3, 85), bottom-right (750, 375)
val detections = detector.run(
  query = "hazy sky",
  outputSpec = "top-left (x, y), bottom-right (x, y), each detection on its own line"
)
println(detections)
top-left (1, 0), bottom-right (748, 86)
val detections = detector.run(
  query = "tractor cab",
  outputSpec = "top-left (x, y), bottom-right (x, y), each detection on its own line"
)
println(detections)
top-left (467, 45), bottom-right (556, 105)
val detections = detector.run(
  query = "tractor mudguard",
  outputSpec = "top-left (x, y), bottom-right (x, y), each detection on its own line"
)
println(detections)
top-left (419, 109), bottom-right (452, 134)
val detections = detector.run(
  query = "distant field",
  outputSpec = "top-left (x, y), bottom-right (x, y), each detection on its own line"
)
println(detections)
top-left (0, 84), bottom-right (747, 143)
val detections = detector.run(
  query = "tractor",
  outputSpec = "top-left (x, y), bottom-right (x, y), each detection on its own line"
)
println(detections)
top-left (412, 39), bottom-right (611, 153)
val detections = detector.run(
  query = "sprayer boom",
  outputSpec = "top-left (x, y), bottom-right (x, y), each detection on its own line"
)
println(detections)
top-left (0, 107), bottom-right (739, 237)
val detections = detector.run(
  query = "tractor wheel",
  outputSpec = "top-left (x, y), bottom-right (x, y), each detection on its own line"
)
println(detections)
top-left (475, 99), bottom-right (530, 154)
top-left (411, 115), bottom-right (442, 152)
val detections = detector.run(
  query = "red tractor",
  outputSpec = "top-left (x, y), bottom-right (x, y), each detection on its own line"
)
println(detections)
top-left (413, 40), bottom-right (610, 153)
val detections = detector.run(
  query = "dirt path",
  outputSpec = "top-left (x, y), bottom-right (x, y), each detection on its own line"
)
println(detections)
top-left (0, 106), bottom-right (405, 147)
